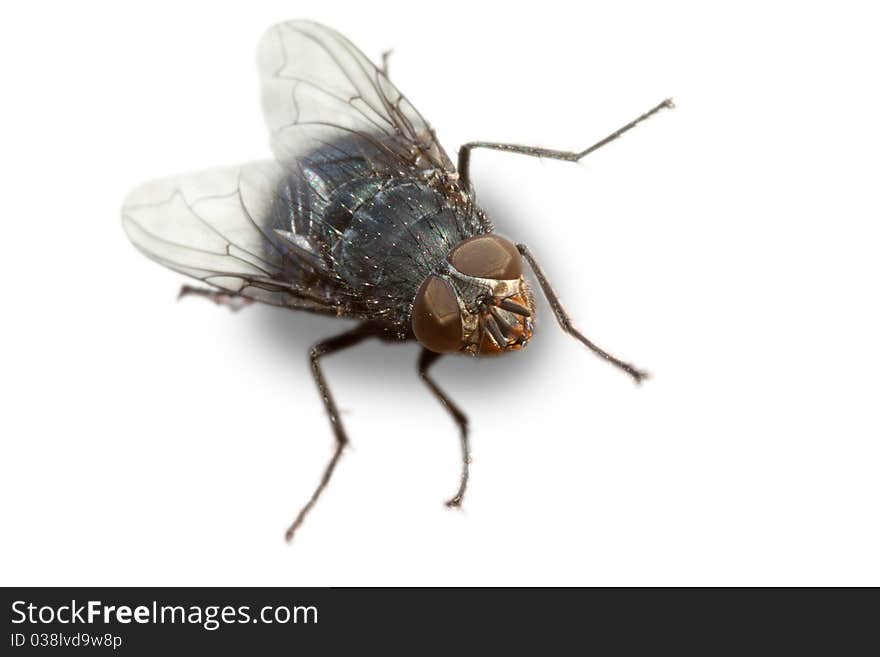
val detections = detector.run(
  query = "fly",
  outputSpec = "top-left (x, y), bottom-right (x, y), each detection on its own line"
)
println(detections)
top-left (122, 20), bottom-right (673, 541)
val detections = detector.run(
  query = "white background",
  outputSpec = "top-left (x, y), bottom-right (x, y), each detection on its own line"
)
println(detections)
top-left (2, 1), bottom-right (878, 586)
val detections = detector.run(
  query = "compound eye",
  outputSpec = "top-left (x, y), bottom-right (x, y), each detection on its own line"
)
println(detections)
top-left (412, 276), bottom-right (463, 353)
top-left (448, 234), bottom-right (522, 280)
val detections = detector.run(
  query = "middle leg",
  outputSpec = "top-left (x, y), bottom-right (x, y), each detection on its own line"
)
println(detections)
top-left (380, 49), bottom-right (393, 77)
top-left (457, 98), bottom-right (674, 186)
top-left (285, 323), bottom-right (377, 542)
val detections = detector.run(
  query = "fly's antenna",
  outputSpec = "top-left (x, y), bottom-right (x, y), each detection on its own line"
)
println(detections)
top-left (488, 305), bottom-right (515, 337)
top-left (496, 297), bottom-right (531, 317)
top-left (481, 312), bottom-right (508, 347)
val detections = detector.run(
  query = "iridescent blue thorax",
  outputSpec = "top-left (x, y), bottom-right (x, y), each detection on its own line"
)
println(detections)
top-left (266, 145), bottom-right (491, 332)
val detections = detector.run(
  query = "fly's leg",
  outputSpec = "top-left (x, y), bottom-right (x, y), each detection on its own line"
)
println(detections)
top-left (381, 49), bottom-right (393, 77)
top-left (418, 349), bottom-right (471, 507)
top-left (286, 324), bottom-right (376, 542)
top-left (518, 243), bottom-right (649, 384)
top-left (457, 98), bottom-right (674, 187)
top-left (177, 285), bottom-right (252, 312)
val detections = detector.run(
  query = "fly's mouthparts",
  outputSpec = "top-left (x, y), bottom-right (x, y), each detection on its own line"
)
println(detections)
top-left (496, 297), bottom-right (531, 317)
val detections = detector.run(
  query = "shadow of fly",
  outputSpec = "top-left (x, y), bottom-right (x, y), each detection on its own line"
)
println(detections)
top-left (122, 20), bottom-right (673, 541)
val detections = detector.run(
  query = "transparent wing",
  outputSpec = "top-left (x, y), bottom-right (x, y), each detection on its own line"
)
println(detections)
top-left (121, 162), bottom-right (342, 314)
top-left (258, 20), bottom-right (454, 173)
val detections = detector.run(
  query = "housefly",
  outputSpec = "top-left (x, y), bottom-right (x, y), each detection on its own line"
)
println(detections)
top-left (122, 20), bottom-right (673, 541)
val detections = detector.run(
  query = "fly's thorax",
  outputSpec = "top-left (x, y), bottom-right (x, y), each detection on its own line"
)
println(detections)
top-left (411, 234), bottom-right (536, 356)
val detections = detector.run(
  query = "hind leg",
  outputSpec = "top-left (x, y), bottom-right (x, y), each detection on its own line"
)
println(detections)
top-left (177, 285), bottom-right (253, 312)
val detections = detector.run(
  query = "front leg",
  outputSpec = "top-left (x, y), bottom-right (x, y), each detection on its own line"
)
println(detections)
top-left (518, 244), bottom-right (649, 384)
top-left (418, 349), bottom-right (471, 508)
top-left (457, 98), bottom-right (673, 187)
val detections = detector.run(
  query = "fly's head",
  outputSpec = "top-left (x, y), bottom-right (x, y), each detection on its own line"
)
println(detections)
top-left (411, 234), bottom-right (535, 356)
